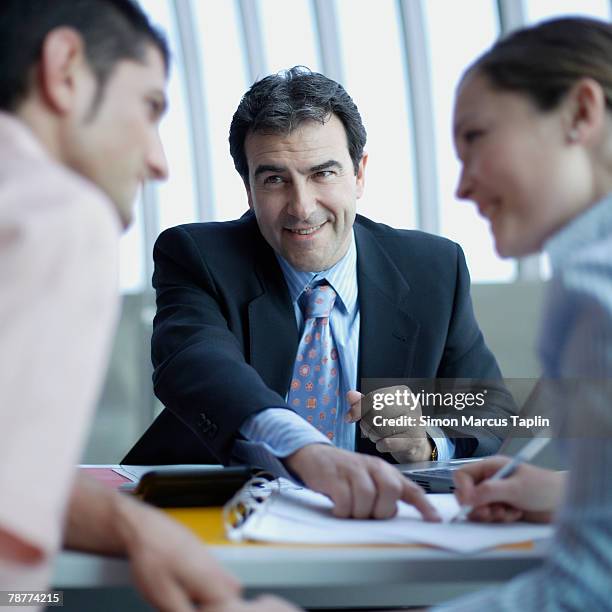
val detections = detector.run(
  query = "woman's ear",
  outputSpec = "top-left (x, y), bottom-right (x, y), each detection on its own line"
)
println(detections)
top-left (563, 77), bottom-right (607, 145)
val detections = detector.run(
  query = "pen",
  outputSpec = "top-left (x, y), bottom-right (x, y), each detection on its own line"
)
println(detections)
top-left (451, 436), bottom-right (551, 523)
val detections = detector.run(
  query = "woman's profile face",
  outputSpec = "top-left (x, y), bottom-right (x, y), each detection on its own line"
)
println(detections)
top-left (453, 71), bottom-right (591, 258)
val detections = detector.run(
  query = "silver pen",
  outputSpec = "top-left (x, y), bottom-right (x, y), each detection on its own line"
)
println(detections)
top-left (451, 437), bottom-right (551, 523)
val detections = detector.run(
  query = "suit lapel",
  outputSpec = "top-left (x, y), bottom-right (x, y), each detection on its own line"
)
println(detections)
top-left (355, 221), bottom-right (420, 383)
top-left (245, 216), bottom-right (420, 396)
top-left (248, 230), bottom-right (299, 398)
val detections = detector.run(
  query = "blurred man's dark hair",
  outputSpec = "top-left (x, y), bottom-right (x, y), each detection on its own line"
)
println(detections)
top-left (0, 0), bottom-right (169, 112)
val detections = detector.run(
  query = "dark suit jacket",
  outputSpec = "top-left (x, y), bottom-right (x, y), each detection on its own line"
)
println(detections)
top-left (124, 213), bottom-right (515, 465)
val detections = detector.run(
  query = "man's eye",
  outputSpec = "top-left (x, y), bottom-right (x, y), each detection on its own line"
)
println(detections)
top-left (315, 170), bottom-right (334, 179)
top-left (263, 175), bottom-right (284, 185)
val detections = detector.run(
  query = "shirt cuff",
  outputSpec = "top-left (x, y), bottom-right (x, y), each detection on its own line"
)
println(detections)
top-left (231, 440), bottom-right (298, 481)
top-left (426, 425), bottom-right (455, 462)
top-left (238, 407), bottom-right (332, 458)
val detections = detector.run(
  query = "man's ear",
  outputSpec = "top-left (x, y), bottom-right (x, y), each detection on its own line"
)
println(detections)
top-left (243, 177), bottom-right (254, 209)
top-left (563, 77), bottom-right (606, 146)
top-left (355, 152), bottom-right (368, 200)
top-left (37, 28), bottom-right (89, 114)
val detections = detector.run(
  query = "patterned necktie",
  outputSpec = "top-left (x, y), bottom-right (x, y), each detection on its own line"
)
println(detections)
top-left (287, 282), bottom-right (341, 441)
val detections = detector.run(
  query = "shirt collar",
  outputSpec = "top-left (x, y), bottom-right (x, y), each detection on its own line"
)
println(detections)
top-left (545, 194), bottom-right (612, 271)
top-left (275, 231), bottom-right (358, 314)
top-left (0, 111), bottom-right (48, 162)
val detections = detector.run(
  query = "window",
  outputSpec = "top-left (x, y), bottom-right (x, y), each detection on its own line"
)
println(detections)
top-left (259, 0), bottom-right (320, 75)
top-left (525, 0), bottom-right (610, 23)
top-left (336, 0), bottom-right (417, 230)
top-left (193, 0), bottom-right (250, 221)
top-left (118, 192), bottom-right (146, 292)
top-left (423, 0), bottom-right (515, 282)
top-left (140, 0), bottom-right (198, 232)
top-left (123, 0), bottom-right (586, 292)
top-left (118, 0), bottom-right (198, 292)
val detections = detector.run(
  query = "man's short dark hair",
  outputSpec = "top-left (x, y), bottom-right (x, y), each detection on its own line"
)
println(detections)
top-left (229, 66), bottom-right (367, 181)
top-left (0, 0), bottom-right (169, 112)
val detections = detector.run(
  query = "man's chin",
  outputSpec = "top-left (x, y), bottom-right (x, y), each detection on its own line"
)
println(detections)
top-left (288, 259), bottom-right (323, 273)
top-left (111, 198), bottom-right (135, 232)
top-left (283, 252), bottom-right (326, 273)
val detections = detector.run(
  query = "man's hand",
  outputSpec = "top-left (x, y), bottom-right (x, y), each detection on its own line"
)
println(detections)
top-left (203, 595), bottom-right (302, 611)
top-left (453, 455), bottom-right (567, 524)
top-left (345, 386), bottom-right (433, 463)
top-left (65, 475), bottom-right (241, 612)
top-left (284, 444), bottom-right (440, 521)
top-left (115, 496), bottom-right (241, 611)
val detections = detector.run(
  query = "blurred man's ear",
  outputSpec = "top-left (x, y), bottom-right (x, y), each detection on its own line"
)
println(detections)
top-left (355, 152), bottom-right (368, 200)
top-left (243, 177), bottom-right (254, 209)
top-left (37, 27), bottom-right (90, 114)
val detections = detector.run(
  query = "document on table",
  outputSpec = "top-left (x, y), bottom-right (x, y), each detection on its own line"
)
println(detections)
top-left (226, 478), bottom-right (553, 553)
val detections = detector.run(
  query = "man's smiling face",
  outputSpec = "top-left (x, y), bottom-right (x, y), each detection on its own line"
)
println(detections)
top-left (244, 114), bottom-right (366, 271)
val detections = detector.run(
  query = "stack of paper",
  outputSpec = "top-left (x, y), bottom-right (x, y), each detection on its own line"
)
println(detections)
top-left (229, 479), bottom-right (553, 553)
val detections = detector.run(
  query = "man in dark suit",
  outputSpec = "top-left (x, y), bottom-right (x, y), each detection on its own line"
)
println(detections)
top-left (125, 67), bottom-right (514, 520)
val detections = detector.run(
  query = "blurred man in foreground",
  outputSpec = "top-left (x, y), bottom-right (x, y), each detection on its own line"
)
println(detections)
top-left (0, 1), bottom-right (295, 610)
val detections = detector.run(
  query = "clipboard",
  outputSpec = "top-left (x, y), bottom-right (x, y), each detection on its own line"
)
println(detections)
top-left (222, 476), bottom-right (554, 552)
top-left (135, 466), bottom-right (254, 508)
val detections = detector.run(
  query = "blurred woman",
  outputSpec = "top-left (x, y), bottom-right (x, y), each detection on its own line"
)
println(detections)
top-left (439, 17), bottom-right (612, 610)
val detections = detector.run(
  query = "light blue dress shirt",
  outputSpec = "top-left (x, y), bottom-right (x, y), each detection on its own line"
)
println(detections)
top-left (236, 230), bottom-right (454, 473)
top-left (436, 196), bottom-right (612, 610)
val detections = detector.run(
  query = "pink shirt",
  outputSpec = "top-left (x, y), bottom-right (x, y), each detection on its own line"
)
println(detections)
top-left (0, 113), bottom-right (120, 597)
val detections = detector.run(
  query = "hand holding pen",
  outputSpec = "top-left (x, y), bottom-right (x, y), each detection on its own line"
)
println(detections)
top-left (451, 438), bottom-right (565, 524)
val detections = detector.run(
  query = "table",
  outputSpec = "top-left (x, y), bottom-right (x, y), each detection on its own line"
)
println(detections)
top-left (53, 540), bottom-right (547, 610)
top-left (53, 465), bottom-right (547, 609)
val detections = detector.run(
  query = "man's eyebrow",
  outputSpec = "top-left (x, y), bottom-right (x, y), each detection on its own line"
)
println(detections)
top-left (254, 164), bottom-right (287, 177)
top-left (310, 160), bottom-right (343, 173)
top-left (253, 159), bottom-right (343, 178)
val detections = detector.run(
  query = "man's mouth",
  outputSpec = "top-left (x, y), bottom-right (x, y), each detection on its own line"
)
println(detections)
top-left (286, 222), bottom-right (325, 235)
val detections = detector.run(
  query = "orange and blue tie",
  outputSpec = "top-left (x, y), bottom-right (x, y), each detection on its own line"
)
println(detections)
top-left (287, 283), bottom-right (341, 441)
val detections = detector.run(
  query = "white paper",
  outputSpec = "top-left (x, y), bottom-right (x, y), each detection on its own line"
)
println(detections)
top-left (235, 478), bottom-right (553, 553)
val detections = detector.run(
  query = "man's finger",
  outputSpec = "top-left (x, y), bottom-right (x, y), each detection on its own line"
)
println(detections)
top-left (327, 477), bottom-right (353, 519)
top-left (345, 390), bottom-right (363, 422)
top-left (134, 574), bottom-right (194, 612)
top-left (400, 479), bottom-right (441, 522)
top-left (204, 594), bottom-right (302, 612)
top-left (346, 470), bottom-right (377, 519)
top-left (369, 466), bottom-right (403, 519)
top-left (187, 560), bottom-right (242, 605)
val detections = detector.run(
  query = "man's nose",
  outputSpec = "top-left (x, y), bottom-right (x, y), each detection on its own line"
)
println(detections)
top-left (287, 180), bottom-right (317, 221)
top-left (147, 132), bottom-right (169, 181)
